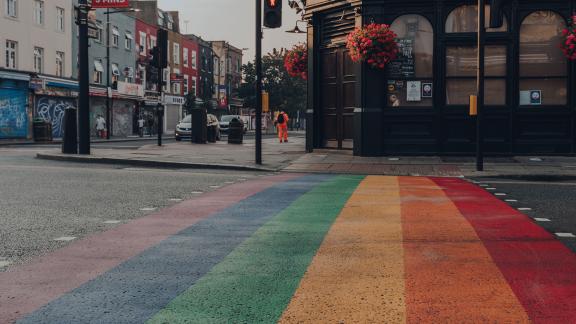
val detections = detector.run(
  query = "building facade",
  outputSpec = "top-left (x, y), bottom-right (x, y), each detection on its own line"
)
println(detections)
top-left (305, 0), bottom-right (576, 156)
top-left (0, 0), bottom-right (74, 139)
top-left (211, 41), bottom-right (243, 113)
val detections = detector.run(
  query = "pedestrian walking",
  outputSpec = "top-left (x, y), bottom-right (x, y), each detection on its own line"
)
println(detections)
top-left (274, 111), bottom-right (289, 143)
top-left (95, 115), bottom-right (106, 139)
top-left (137, 116), bottom-right (145, 137)
top-left (147, 114), bottom-right (155, 137)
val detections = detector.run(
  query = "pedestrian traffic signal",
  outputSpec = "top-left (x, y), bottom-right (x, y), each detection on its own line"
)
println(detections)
top-left (264, 0), bottom-right (282, 29)
top-left (157, 29), bottom-right (168, 69)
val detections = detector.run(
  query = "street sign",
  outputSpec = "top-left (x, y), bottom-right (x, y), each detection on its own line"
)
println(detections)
top-left (91, 0), bottom-right (129, 9)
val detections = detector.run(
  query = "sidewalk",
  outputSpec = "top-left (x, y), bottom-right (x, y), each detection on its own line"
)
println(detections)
top-left (35, 134), bottom-right (576, 178)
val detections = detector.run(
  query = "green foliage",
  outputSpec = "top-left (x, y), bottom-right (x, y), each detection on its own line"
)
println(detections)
top-left (238, 49), bottom-right (307, 116)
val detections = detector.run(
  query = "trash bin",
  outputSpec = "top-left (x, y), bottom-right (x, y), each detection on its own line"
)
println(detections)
top-left (191, 108), bottom-right (207, 144)
top-left (33, 118), bottom-right (53, 142)
top-left (207, 125), bottom-right (217, 143)
top-left (62, 108), bottom-right (78, 154)
top-left (228, 118), bottom-right (244, 144)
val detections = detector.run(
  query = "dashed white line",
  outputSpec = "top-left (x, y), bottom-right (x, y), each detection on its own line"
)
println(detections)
top-left (495, 193), bottom-right (507, 196)
top-left (505, 199), bottom-right (518, 202)
top-left (209, 185), bottom-right (221, 189)
top-left (534, 218), bottom-right (551, 222)
top-left (0, 261), bottom-right (11, 268)
top-left (518, 208), bottom-right (533, 211)
top-left (191, 191), bottom-right (203, 194)
top-left (140, 207), bottom-right (157, 211)
top-left (103, 220), bottom-right (121, 224)
top-left (224, 181), bottom-right (234, 184)
top-left (168, 198), bottom-right (183, 202)
top-left (555, 233), bottom-right (576, 238)
top-left (54, 236), bottom-right (76, 242)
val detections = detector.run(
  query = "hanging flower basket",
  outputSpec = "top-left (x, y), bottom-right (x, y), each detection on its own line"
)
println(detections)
top-left (346, 23), bottom-right (399, 70)
top-left (561, 14), bottom-right (576, 61)
top-left (284, 43), bottom-right (308, 80)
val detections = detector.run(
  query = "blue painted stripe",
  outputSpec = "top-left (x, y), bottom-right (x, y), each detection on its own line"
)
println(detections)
top-left (18, 174), bottom-right (331, 324)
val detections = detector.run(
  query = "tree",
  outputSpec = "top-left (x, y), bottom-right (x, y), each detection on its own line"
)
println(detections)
top-left (238, 48), bottom-right (307, 117)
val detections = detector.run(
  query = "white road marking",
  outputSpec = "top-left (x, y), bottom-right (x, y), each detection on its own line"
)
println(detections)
top-left (518, 208), bottom-right (532, 211)
top-left (103, 220), bottom-right (121, 224)
top-left (555, 233), bottom-right (576, 238)
top-left (191, 191), bottom-right (203, 194)
top-left (224, 181), bottom-right (234, 184)
top-left (388, 158), bottom-right (400, 161)
top-left (495, 193), bottom-right (507, 196)
top-left (169, 198), bottom-right (183, 202)
top-left (486, 188), bottom-right (497, 190)
top-left (529, 158), bottom-right (543, 162)
top-left (0, 261), bottom-right (11, 268)
top-left (238, 178), bottom-right (247, 181)
top-left (140, 207), bottom-right (157, 211)
top-left (480, 184), bottom-right (489, 187)
top-left (54, 237), bottom-right (76, 241)
top-left (209, 185), bottom-right (221, 189)
top-left (534, 218), bottom-right (551, 222)
top-left (505, 199), bottom-right (518, 202)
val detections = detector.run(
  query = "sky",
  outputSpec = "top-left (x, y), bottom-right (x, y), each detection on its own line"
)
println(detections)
top-left (157, 0), bottom-right (306, 63)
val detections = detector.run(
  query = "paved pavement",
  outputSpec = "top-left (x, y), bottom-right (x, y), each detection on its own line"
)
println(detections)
top-left (1, 175), bottom-right (575, 323)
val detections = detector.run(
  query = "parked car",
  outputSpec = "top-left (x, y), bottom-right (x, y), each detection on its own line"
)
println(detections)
top-left (175, 114), bottom-right (221, 141)
top-left (219, 115), bottom-right (247, 134)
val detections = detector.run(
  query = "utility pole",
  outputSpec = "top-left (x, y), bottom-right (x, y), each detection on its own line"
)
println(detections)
top-left (77, 0), bottom-right (91, 154)
top-left (476, 0), bottom-right (485, 171)
top-left (106, 8), bottom-right (112, 140)
top-left (255, 0), bottom-right (263, 165)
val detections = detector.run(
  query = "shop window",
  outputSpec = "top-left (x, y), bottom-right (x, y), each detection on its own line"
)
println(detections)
top-left (387, 15), bottom-right (434, 107)
top-left (519, 11), bottom-right (567, 106)
top-left (446, 5), bottom-right (508, 33)
top-left (445, 45), bottom-right (507, 106)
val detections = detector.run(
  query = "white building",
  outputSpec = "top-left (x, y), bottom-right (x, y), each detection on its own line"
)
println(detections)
top-left (0, 0), bottom-right (73, 78)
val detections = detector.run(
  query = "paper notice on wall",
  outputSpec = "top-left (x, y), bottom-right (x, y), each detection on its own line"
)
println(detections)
top-left (407, 81), bottom-right (421, 102)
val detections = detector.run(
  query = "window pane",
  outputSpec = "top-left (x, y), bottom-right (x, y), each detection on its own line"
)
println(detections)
top-left (446, 79), bottom-right (506, 105)
top-left (446, 5), bottom-right (508, 33)
top-left (519, 79), bottom-right (567, 105)
top-left (389, 15), bottom-right (434, 78)
top-left (446, 46), bottom-right (507, 77)
top-left (520, 11), bottom-right (567, 77)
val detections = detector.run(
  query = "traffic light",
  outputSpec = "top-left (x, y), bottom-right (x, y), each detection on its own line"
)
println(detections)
top-left (156, 29), bottom-right (168, 69)
top-left (489, 0), bottom-right (506, 29)
top-left (264, 0), bottom-right (282, 29)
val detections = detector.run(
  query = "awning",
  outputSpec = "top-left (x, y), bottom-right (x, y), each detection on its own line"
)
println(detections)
top-left (111, 64), bottom-right (120, 76)
top-left (112, 27), bottom-right (120, 36)
top-left (94, 61), bottom-right (104, 72)
top-left (125, 32), bottom-right (133, 40)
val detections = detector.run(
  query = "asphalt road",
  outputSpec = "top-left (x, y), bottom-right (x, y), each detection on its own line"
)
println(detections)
top-left (0, 148), bottom-right (263, 271)
top-left (472, 177), bottom-right (576, 253)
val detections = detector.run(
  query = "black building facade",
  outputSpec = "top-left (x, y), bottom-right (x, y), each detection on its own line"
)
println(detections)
top-left (304, 0), bottom-right (576, 156)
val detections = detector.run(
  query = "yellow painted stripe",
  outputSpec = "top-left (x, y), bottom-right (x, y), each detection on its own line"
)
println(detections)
top-left (399, 177), bottom-right (530, 323)
top-left (279, 176), bottom-right (406, 324)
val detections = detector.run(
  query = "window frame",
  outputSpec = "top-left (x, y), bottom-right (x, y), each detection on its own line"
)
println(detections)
top-left (518, 10), bottom-right (568, 108)
top-left (56, 7), bottom-right (65, 32)
top-left (5, 40), bottom-right (17, 69)
top-left (56, 51), bottom-right (64, 77)
top-left (33, 0), bottom-right (44, 26)
top-left (6, 0), bottom-right (17, 18)
top-left (33, 46), bottom-right (43, 73)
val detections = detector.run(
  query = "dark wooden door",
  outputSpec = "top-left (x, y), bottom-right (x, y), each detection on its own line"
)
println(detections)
top-left (320, 48), bottom-right (356, 149)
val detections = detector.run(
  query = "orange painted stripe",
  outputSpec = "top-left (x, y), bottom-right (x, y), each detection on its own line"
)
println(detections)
top-left (279, 176), bottom-right (406, 323)
top-left (399, 177), bottom-right (530, 323)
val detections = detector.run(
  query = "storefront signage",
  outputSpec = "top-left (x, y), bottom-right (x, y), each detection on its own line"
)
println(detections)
top-left (117, 81), bottom-right (144, 97)
top-left (388, 38), bottom-right (415, 78)
top-left (91, 0), bottom-right (130, 9)
top-left (163, 95), bottom-right (185, 105)
top-left (29, 78), bottom-right (45, 91)
top-left (406, 81), bottom-right (421, 102)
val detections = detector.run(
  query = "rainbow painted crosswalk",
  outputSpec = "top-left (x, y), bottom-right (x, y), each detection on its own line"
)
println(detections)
top-left (1, 175), bottom-right (575, 323)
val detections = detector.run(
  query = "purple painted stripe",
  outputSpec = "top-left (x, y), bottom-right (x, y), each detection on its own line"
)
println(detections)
top-left (0, 174), bottom-right (301, 324)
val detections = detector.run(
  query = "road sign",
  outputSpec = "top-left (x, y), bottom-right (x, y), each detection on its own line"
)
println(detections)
top-left (91, 0), bottom-right (130, 9)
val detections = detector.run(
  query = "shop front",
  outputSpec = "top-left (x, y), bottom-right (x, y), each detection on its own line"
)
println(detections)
top-left (89, 84), bottom-right (142, 138)
top-left (163, 94), bottom-right (185, 134)
top-left (0, 70), bottom-right (30, 140)
top-left (305, 0), bottom-right (576, 156)
top-left (32, 76), bottom-right (78, 139)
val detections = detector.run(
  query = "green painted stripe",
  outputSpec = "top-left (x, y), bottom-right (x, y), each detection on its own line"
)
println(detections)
top-left (147, 175), bottom-right (364, 324)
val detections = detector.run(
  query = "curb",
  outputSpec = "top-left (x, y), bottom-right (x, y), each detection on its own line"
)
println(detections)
top-left (36, 153), bottom-right (279, 173)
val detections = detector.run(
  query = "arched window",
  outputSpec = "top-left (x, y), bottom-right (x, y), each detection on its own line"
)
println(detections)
top-left (387, 15), bottom-right (433, 107)
top-left (519, 11), bottom-right (567, 106)
top-left (446, 5), bottom-right (508, 33)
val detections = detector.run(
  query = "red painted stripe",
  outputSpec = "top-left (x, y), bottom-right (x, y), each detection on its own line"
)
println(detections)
top-left (433, 177), bottom-right (576, 323)
top-left (0, 174), bottom-right (301, 324)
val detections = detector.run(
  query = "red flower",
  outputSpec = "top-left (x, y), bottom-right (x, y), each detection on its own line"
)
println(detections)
top-left (284, 43), bottom-right (308, 80)
top-left (561, 14), bottom-right (576, 61)
top-left (345, 23), bottom-right (398, 70)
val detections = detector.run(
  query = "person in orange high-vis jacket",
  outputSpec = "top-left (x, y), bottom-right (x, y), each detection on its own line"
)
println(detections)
top-left (274, 111), bottom-right (289, 143)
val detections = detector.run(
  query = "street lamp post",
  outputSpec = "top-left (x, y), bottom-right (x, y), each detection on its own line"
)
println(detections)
top-left (476, 0), bottom-right (485, 171)
top-left (255, 0), bottom-right (262, 165)
top-left (78, 0), bottom-right (90, 154)
top-left (106, 8), bottom-right (112, 140)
